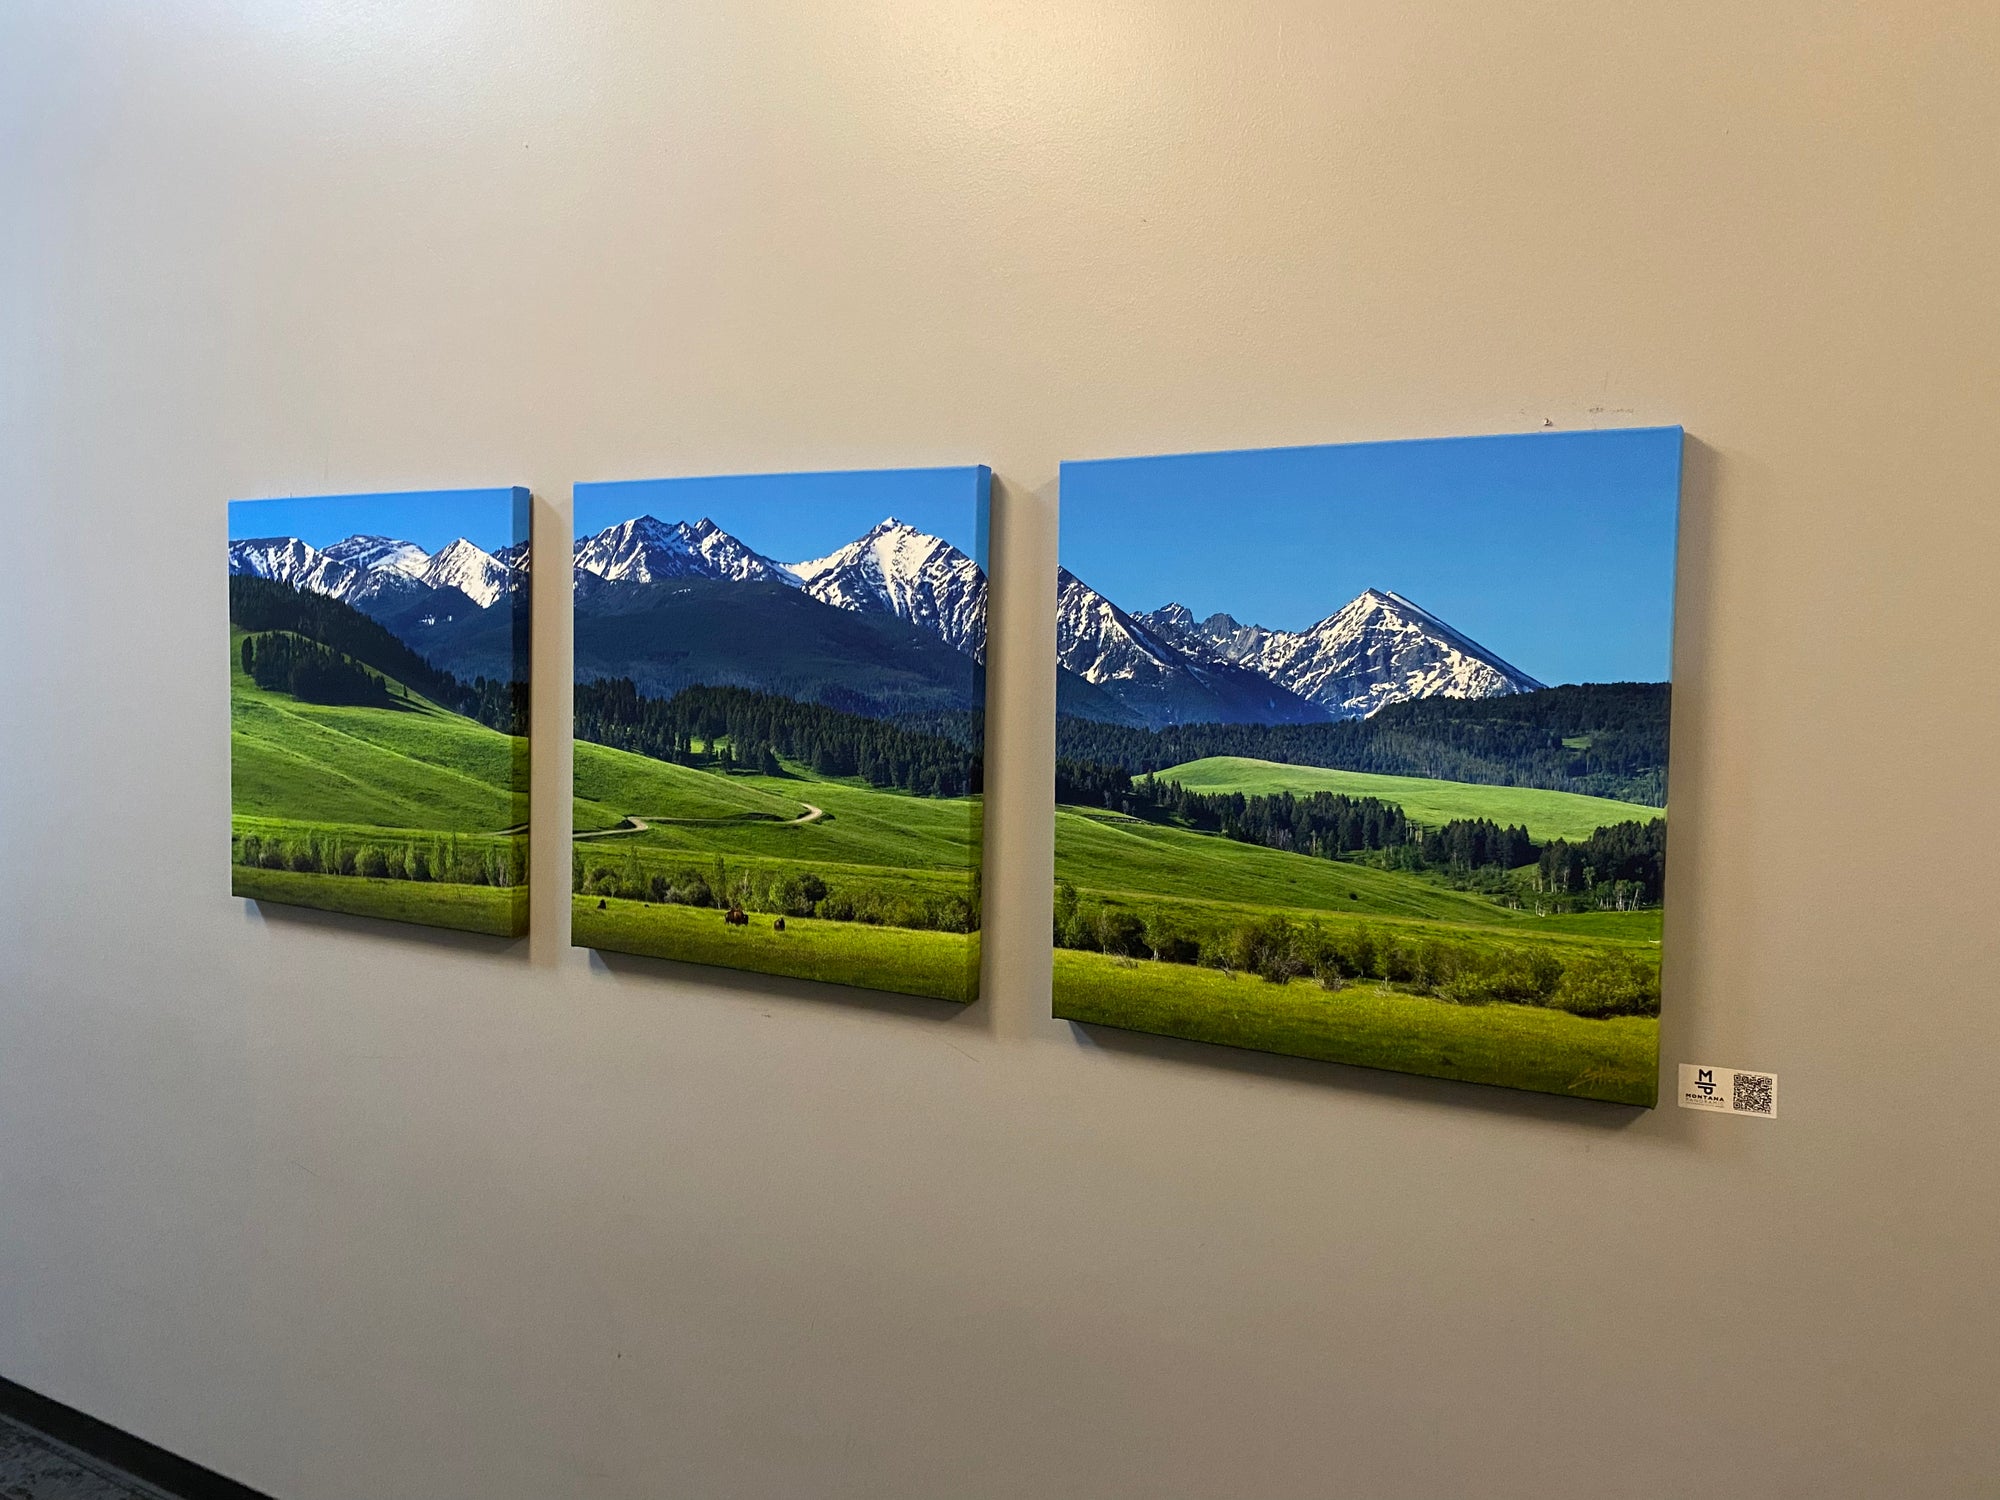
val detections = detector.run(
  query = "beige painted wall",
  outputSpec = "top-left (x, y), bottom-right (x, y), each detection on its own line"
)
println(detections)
top-left (3, 4), bottom-right (1997, 1496)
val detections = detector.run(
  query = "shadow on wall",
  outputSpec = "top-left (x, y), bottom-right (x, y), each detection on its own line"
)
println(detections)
top-left (585, 944), bottom-right (990, 1029)
top-left (242, 898), bottom-right (526, 958)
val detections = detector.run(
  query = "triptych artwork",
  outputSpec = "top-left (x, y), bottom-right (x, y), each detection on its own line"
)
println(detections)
top-left (228, 428), bottom-right (1680, 1105)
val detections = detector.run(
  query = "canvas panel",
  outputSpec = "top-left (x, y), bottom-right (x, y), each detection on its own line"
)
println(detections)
top-left (1052, 429), bottom-right (1681, 1104)
top-left (570, 467), bottom-right (990, 1004)
top-left (227, 486), bottom-right (533, 937)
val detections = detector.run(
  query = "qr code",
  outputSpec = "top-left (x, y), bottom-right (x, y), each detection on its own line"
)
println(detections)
top-left (1732, 1071), bottom-right (1776, 1115)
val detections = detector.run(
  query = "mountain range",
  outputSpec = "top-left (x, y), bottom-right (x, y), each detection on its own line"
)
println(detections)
top-left (229, 533), bottom-right (520, 612)
top-left (1133, 587), bottom-right (1543, 722)
top-left (1056, 564), bottom-right (1541, 728)
top-left (229, 513), bottom-right (1542, 727)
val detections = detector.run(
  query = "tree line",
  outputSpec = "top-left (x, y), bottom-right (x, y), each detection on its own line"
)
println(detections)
top-left (576, 681), bottom-right (981, 797)
top-left (230, 575), bottom-right (527, 734)
top-left (1063, 758), bottom-right (1540, 873)
top-left (1057, 682), bottom-right (1669, 804)
top-left (1536, 819), bottom-right (1669, 908)
top-left (242, 633), bottom-right (392, 706)
top-left (236, 829), bottom-right (523, 888)
top-left (1062, 757), bottom-right (1665, 907)
top-left (573, 848), bottom-right (978, 934)
top-left (1053, 886), bottom-right (1658, 1017)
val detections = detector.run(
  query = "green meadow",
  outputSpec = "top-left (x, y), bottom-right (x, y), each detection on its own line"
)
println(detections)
top-left (1155, 756), bottom-right (1660, 843)
top-left (230, 628), bottom-right (529, 936)
top-left (570, 738), bottom-right (981, 1003)
top-left (1053, 770), bottom-right (1665, 1105)
top-left (1054, 949), bottom-right (1657, 1104)
top-left (575, 897), bottom-right (979, 1002)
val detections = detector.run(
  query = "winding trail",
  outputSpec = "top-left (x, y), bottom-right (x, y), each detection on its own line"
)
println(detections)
top-left (575, 803), bottom-right (822, 840)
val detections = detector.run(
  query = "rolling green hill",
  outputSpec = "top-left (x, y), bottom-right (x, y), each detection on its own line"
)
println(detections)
top-left (231, 629), bottom-right (525, 832)
top-left (1056, 681), bottom-right (1670, 804)
top-left (1153, 756), bottom-right (1661, 843)
top-left (230, 628), bottom-right (528, 935)
top-left (574, 740), bottom-right (803, 829)
top-left (570, 739), bottom-right (981, 1001)
top-left (1057, 806), bottom-right (1513, 923)
top-left (1051, 752), bottom-right (1663, 1103)
top-left (573, 738), bottom-right (980, 874)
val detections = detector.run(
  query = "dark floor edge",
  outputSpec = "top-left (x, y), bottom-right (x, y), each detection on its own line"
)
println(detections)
top-left (0, 1374), bottom-right (277, 1500)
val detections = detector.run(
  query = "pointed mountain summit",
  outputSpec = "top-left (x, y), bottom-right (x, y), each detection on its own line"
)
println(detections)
top-left (1058, 571), bottom-right (1327, 728)
top-left (1136, 603), bottom-right (1282, 668)
top-left (1208, 587), bottom-right (1544, 719)
top-left (417, 538), bottom-right (514, 608)
top-left (573, 515), bottom-right (789, 586)
top-left (321, 534), bottom-right (431, 578)
top-left (227, 537), bottom-right (362, 600)
top-left (782, 517), bottom-right (989, 658)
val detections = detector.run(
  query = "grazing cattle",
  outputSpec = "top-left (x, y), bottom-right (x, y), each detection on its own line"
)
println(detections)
top-left (773, 917), bottom-right (786, 932)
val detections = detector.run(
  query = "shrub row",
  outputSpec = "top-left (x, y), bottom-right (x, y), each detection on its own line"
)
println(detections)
top-left (235, 832), bottom-right (523, 888)
top-left (573, 857), bottom-right (977, 935)
top-left (1054, 887), bottom-right (1657, 1017)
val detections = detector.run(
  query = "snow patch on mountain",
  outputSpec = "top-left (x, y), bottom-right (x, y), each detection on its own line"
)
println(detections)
top-left (418, 538), bottom-right (513, 608)
top-left (781, 518), bottom-right (988, 657)
top-left (1057, 571), bottom-right (1327, 726)
top-left (227, 537), bottom-right (362, 599)
top-left (573, 516), bottom-right (789, 586)
top-left (1146, 588), bottom-right (1544, 719)
top-left (230, 532), bottom-right (521, 611)
top-left (321, 534), bottom-right (431, 579)
top-left (1137, 604), bottom-right (1283, 669)
top-left (1059, 572), bottom-right (1193, 686)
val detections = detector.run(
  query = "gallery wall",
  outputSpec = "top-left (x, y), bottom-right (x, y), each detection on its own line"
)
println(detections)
top-left (3, 3), bottom-right (1997, 1496)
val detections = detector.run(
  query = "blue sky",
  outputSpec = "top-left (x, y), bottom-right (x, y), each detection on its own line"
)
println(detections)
top-left (1061, 427), bottom-right (1683, 685)
top-left (575, 467), bottom-right (990, 565)
top-left (228, 487), bottom-right (527, 554)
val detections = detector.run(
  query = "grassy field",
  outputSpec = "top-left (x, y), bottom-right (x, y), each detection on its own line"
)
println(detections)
top-left (575, 896), bottom-right (978, 1002)
top-left (1054, 949), bottom-right (1657, 1105)
top-left (571, 738), bottom-right (982, 997)
top-left (235, 865), bottom-right (527, 937)
top-left (1053, 756), bottom-right (1667, 1102)
top-left (232, 631), bottom-right (526, 831)
top-left (1154, 756), bottom-right (1661, 842)
top-left (1056, 806), bottom-right (1517, 923)
top-left (574, 741), bottom-right (802, 831)
top-left (230, 629), bottom-right (529, 936)
top-left (574, 741), bottom-right (980, 870)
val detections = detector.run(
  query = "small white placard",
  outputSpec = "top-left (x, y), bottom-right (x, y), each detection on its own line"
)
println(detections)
top-left (1678, 1064), bottom-right (1778, 1118)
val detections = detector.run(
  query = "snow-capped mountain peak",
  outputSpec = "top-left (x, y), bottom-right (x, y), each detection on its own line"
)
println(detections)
top-left (418, 538), bottom-right (513, 608)
top-left (1060, 572), bottom-right (1190, 685)
top-left (321, 534), bottom-right (431, 579)
top-left (572, 515), bottom-right (789, 586)
top-left (1211, 588), bottom-right (1543, 719)
top-left (1073, 585), bottom-right (1545, 726)
top-left (780, 517), bottom-right (988, 658)
top-left (569, 513), bottom-right (989, 659)
top-left (1136, 602), bottom-right (1281, 669)
top-left (1058, 572), bottom-right (1326, 726)
top-left (227, 537), bottom-right (362, 599)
